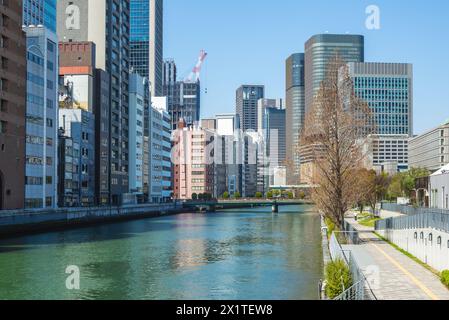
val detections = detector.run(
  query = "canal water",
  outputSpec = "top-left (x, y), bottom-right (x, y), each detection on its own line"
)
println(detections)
top-left (0, 205), bottom-right (323, 300)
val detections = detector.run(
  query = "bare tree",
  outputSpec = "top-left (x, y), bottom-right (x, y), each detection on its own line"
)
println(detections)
top-left (299, 55), bottom-right (374, 228)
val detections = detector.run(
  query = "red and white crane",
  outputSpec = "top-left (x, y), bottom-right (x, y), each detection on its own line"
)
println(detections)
top-left (184, 50), bottom-right (208, 83)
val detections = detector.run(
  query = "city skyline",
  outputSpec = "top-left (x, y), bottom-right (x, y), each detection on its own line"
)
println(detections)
top-left (165, 0), bottom-right (449, 134)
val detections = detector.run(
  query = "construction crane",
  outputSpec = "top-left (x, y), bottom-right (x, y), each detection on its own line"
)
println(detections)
top-left (184, 50), bottom-right (208, 83)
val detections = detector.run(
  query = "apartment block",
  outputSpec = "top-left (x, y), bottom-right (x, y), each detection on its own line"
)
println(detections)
top-left (0, 0), bottom-right (27, 209)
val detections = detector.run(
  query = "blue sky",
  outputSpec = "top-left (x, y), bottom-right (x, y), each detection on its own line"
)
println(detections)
top-left (165, 0), bottom-right (449, 135)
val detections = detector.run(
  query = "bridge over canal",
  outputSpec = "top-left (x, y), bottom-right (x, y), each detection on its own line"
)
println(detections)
top-left (182, 199), bottom-right (313, 213)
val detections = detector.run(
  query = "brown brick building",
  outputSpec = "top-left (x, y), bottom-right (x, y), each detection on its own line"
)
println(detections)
top-left (0, 0), bottom-right (27, 210)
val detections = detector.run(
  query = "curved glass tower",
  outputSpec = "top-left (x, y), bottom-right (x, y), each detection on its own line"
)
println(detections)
top-left (305, 34), bottom-right (364, 113)
top-left (285, 53), bottom-right (305, 185)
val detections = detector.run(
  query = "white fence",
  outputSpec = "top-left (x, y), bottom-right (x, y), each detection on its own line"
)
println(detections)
top-left (376, 212), bottom-right (449, 272)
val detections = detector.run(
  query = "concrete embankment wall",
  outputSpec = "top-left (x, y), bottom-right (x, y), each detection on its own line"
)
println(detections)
top-left (0, 204), bottom-right (188, 238)
top-left (377, 228), bottom-right (449, 272)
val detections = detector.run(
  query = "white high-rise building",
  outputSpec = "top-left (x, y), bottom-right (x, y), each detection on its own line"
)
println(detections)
top-left (129, 74), bottom-right (145, 196)
top-left (151, 97), bottom-right (172, 202)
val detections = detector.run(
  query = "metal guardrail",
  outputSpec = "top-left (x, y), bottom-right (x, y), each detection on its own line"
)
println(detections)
top-left (0, 203), bottom-right (182, 218)
top-left (381, 203), bottom-right (449, 216)
top-left (328, 232), bottom-right (377, 300)
top-left (376, 211), bottom-right (449, 234)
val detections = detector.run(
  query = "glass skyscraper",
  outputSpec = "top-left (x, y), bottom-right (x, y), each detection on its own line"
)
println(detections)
top-left (236, 85), bottom-right (265, 132)
top-left (130, 0), bottom-right (150, 77)
top-left (347, 62), bottom-right (413, 136)
top-left (23, 0), bottom-right (57, 33)
top-left (305, 34), bottom-right (364, 113)
top-left (285, 53), bottom-right (305, 184)
top-left (130, 0), bottom-right (163, 96)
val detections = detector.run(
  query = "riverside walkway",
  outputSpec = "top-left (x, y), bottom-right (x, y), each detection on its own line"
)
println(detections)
top-left (344, 216), bottom-right (449, 300)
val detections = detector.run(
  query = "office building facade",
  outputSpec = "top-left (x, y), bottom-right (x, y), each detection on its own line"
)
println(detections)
top-left (24, 26), bottom-right (58, 209)
top-left (285, 53), bottom-right (305, 185)
top-left (23, 0), bottom-right (57, 32)
top-left (305, 34), bottom-right (364, 113)
top-left (347, 62), bottom-right (413, 136)
top-left (409, 121), bottom-right (449, 173)
top-left (364, 134), bottom-right (410, 173)
top-left (164, 81), bottom-right (201, 129)
top-left (59, 108), bottom-right (96, 206)
top-left (59, 41), bottom-right (111, 205)
top-left (129, 73), bottom-right (145, 198)
top-left (150, 97), bottom-right (172, 202)
top-left (57, 129), bottom-right (80, 207)
top-left (57, 0), bottom-right (131, 205)
top-left (172, 120), bottom-right (215, 200)
top-left (215, 114), bottom-right (241, 196)
top-left (130, 0), bottom-right (163, 96)
top-left (0, 0), bottom-right (27, 209)
top-left (236, 85), bottom-right (264, 132)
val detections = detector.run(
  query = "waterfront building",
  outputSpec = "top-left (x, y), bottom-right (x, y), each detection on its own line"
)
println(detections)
top-left (150, 96), bottom-right (173, 203)
top-left (363, 134), bottom-right (410, 173)
top-left (23, 0), bottom-right (57, 32)
top-left (0, 0), bottom-right (27, 210)
top-left (57, 0), bottom-right (131, 205)
top-left (24, 26), bottom-right (58, 209)
top-left (129, 73), bottom-right (145, 200)
top-left (215, 114), bottom-right (241, 196)
top-left (130, 0), bottom-right (164, 96)
top-left (285, 53), bottom-right (305, 185)
top-left (429, 164), bottom-right (449, 210)
top-left (409, 120), bottom-right (449, 173)
top-left (236, 85), bottom-right (265, 132)
top-left (57, 128), bottom-right (80, 207)
top-left (172, 119), bottom-right (215, 200)
top-left (58, 108), bottom-right (95, 206)
top-left (305, 34), bottom-right (364, 114)
top-left (58, 41), bottom-right (111, 205)
top-left (347, 62), bottom-right (413, 136)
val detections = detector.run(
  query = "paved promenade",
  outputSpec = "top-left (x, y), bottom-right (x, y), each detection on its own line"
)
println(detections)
top-left (344, 217), bottom-right (449, 300)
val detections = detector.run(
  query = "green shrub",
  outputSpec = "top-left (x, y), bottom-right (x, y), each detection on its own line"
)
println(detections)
top-left (325, 259), bottom-right (353, 299)
top-left (222, 192), bottom-right (230, 199)
top-left (266, 191), bottom-right (273, 199)
top-left (325, 217), bottom-right (336, 238)
top-left (255, 192), bottom-right (263, 199)
top-left (234, 192), bottom-right (241, 199)
top-left (441, 270), bottom-right (449, 288)
top-left (191, 193), bottom-right (198, 200)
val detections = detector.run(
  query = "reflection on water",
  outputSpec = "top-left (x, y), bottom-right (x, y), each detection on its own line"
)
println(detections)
top-left (0, 205), bottom-right (323, 300)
